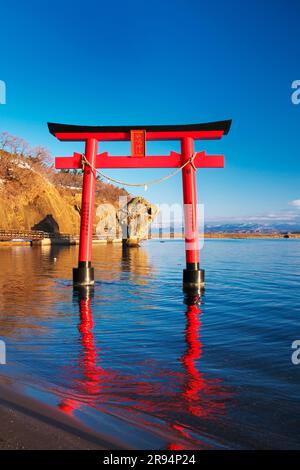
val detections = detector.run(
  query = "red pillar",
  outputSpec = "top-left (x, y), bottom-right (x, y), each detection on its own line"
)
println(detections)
top-left (73, 138), bottom-right (98, 286)
top-left (181, 137), bottom-right (204, 290)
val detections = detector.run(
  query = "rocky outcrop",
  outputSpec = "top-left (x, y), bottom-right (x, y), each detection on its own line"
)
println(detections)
top-left (120, 196), bottom-right (158, 246)
top-left (0, 167), bottom-right (82, 234)
top-left (0, 151), bottom-right (157, 240)
top-left (96, 196), bottom-right (158, 245)
top-left (0, 151), bottom-right (125, 234)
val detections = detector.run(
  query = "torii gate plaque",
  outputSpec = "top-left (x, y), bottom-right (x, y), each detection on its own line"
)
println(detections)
top-left (48, 120), bottom-right (231, 291)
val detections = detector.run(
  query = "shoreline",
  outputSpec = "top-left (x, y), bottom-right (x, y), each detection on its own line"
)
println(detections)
top-left (0, 383), bottom-right (124, 450)
top-left (0, 232), bottom-right (300, 247)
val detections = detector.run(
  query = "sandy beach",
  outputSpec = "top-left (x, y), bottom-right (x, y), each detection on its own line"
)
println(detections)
top-left (0, 384), bottom-right (122, 450)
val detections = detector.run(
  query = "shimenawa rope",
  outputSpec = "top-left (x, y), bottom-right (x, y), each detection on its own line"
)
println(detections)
top-left (80, 152), bottom-right (197, 190)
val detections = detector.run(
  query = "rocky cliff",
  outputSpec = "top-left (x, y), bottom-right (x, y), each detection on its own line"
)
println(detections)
top-left (0, 149), bottom-right (158, 240)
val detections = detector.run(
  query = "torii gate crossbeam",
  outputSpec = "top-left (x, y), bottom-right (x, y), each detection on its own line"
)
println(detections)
top-left (48, 120), bottom-right (231, 292)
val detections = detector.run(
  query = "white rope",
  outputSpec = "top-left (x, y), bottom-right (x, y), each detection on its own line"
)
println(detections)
top-left (81, 152), bottom-right (197, 188)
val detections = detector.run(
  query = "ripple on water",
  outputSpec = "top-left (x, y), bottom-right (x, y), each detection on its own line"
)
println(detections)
top-left (0, 240), bottom-right (300, 449)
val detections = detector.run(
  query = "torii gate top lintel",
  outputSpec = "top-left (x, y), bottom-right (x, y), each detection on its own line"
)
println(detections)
top-left (48, 120), bottom-right (231, 142)
top-left (49, 120), bottom-right (231, 169)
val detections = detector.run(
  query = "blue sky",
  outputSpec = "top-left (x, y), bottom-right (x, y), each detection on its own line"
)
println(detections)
top-left (0, 0), bottom-right (299, 220)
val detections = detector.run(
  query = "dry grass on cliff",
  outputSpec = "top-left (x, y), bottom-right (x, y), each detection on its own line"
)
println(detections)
top-left (0, 133), bottom-right (129, 233)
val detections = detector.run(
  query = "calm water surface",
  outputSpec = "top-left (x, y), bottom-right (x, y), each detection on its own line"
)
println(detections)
top-left (0, 239), bottom-right (299, 449)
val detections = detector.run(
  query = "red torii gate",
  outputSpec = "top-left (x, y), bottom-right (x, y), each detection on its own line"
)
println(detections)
top-left (48, 120), bottom-right (231, 290)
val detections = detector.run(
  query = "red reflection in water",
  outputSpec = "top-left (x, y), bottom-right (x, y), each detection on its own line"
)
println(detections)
top-left (181, 298), bottom-right (224, 417)
top-left (182, 302), bottom-right (203, 404)
top-left (77, 297), bottom-right (103, 394)
top-left (59, 294), bottom-right (103, 414)
top-left (166, 294), bottom-right (226, 448)
top-left (58, 291), bottom-right (228, 448)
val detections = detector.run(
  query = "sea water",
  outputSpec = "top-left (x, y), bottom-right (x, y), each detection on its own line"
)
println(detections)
top-left (0, 239), bottom-right (299, 449)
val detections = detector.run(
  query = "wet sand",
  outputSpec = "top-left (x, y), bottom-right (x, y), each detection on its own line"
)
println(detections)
top-left (0, 384), bottom-right (122, 450)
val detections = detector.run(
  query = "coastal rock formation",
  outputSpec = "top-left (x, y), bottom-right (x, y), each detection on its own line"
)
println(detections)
top-left (0, 149), bottom-right (157, 240)
top-left (95, 203), bottom-right (120, 240)
top-left (121, 196), bottom-right (158, 246)
top-left (96, 196), bottom-right (158, 245)
top-left (0, 150), bottom-right (127, 234)
top-left (0, 164), bottom-right (81, 234)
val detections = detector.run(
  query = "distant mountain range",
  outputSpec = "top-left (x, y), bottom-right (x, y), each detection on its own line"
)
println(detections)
top-left (205, 221), bottom-right (300, 234)
top-left (152, 219), bottom-right (300, 234)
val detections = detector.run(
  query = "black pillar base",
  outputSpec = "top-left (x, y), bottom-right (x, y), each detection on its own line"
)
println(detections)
top-left (73, 261), bottom-right (94, 287)
top-left (183, 263), bottom-right (205, 291)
